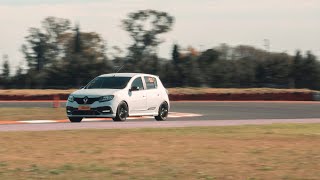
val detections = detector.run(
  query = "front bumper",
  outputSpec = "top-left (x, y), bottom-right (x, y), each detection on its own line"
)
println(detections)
top-left (66, 106), bottom-right (115, 118)
top-left (66, 99), bottom-right (118, 118)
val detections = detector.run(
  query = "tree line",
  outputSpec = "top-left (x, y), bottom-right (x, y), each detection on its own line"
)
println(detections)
top-left (0, 10), bottom-right (320, 89)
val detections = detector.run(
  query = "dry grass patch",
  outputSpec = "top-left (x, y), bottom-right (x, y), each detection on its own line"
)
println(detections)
top-left (0, 124), bottom-right (319, 179)
top-left (0, 89), bottom-right (75, 96)
top-left (0, 108), bottom-right (66, 121)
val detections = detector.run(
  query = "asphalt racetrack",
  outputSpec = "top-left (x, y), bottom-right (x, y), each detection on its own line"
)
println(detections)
top-left (0, 101), bottom-right (320, 131)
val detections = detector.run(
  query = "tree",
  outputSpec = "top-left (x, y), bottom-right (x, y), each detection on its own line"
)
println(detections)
top-left (255, 53), bottom-right (291, 87)
top-left (210, 60), bottom-right (237, 87)
top-left (21, 17), bottom-right (71, 71)
top-left (2, 55), bottom-right (10, 79)
top-left (198, 49), bottom-right (220, 86)
top-left (234, 58), bottom-right (257, 87)
top-left (171, 44), bottom-right (184, 86)
top-left (290, 51), bottom-right (320, 89)
top-left (178, 54), bottom-right (205, 87)
top-left (232, 45), bottom-right (267, 61)
top-left (172, 44), bottom-right (180, 65)
top-left (46, 24), bottom-right (111, 87)
top-left (216, 43), bottom-right (231, 60)
top-left (158, 60), bottom-right (179, 87)
top-left (198, 49), bottom-right (219, 65)
top-left (0, 55), bottom-right (10, 88)
top-left (291, 51), bottom-right (304, 88)
top-left (10, 63), bottom-right (28, 89)
top-left (74, 24), bottom-right (82, 53)
top-left (41, 16), bottom-right (71, 60)
top-left (21, 28), bottom-right (47, 71)
top-left (61, 26), bottom-right (106, 60)
top-left (300, 51), bottom-right (320, 89)
top-left (122, 9), bottom-right (174, 65)
top-left (20, 17), bottom-right (112, 88)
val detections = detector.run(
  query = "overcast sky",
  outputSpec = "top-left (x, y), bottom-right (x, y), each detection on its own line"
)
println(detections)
top-left (0, 0), bottom-right (319, 72)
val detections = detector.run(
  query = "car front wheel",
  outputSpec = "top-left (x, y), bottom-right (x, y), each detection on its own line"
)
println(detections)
top-left (113, 102), bottom-right (128, 122)
top-left (69, 117), bottom-right (83, 123)
top-left (155, 102), bottom-right (169, 121)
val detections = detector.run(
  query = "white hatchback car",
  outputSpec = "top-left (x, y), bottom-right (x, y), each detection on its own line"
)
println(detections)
top-left (66, 73), bottom-right (170, 122)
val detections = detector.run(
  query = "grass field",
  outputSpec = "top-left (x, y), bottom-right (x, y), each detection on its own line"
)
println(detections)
top-left (0, 88), bottom-right (317, 96)
top-left (0, 124), bottom-right (319, 179)
top-left (0, 108), bottom-right (67, 121)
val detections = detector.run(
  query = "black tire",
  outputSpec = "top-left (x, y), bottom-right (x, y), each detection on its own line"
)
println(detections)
top-left (155, 102), bottom-right (169, 121)
top-left (69, 117), bottom-right (83, 123)
top-left (113, 102), bottom-right (128, 122)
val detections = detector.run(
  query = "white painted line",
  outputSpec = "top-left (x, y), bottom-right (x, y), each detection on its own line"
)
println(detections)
top-left (82, 118), bottom-right (109, 122)
top-left (20, 120), bottom-right (57, 124)
top-left (2, 119), bottom-right (320, 132)
top-left (140, 116), bottom-right (153, 119)
top-left (127, 117), bottom-right (140, 120)
top-left (82, 119), bottom-right (100, 122)
top-left (183, 114), bottom-right (202, 117)
top-left (168, 115), bottom-right (181, 118)
top-left (2, 112), bottom-right (204, 125)
top-left (127, 116), bottom-right (154, 120)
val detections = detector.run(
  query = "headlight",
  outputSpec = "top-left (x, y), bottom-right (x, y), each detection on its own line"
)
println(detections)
top-left (99, 95), bottom-right (114, 102)
top-left (68, 95), bottom-right (74, 102)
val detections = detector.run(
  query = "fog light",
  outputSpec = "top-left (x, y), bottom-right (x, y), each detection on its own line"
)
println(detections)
top-left (102, 110), bottom-right (111, 113)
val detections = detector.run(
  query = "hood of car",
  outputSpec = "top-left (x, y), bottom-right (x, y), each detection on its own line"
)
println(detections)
top-left (71, 88), bottom-right (120, 97)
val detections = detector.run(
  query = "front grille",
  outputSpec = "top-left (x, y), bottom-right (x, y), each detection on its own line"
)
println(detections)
top-left (67, 106), bottom-right (113, 115)
top-left (72, 110), bottom-right (100, 116)
top-left (74, 97), bottom-right (100, 104)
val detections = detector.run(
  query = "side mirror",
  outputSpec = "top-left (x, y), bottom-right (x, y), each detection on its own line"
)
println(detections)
top-left (130, 86), bottom-right (140, 92)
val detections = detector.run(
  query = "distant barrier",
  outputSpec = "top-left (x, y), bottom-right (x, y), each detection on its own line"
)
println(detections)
top-left (0, 92), bottom-right (317, 101)
top-left (169, 92), bottom-right (314, 101)
top-left (0, 94), bottom-right (68, 101)
top-left (313, 92), bottom-right (320, 101)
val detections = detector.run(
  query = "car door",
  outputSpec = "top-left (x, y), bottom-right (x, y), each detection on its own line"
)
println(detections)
top-left (128, 76), bottom-right (147, 114)
top-left (144, 76), bottom-right (161, 113)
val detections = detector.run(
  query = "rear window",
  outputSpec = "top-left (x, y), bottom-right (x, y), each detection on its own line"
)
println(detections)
top-left (144, 76), bottom-right (157, 89)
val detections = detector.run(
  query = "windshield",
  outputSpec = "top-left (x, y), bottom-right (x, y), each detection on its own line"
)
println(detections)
top-left (85, 76), bottom-right (131, 89)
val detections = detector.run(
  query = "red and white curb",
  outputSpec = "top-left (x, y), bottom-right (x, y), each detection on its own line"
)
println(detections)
top-left (0, 112), bottom-right (202, 125)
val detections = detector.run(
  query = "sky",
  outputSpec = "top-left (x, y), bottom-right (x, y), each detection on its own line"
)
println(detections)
top-left (0, 0), bottom-right (319, 73)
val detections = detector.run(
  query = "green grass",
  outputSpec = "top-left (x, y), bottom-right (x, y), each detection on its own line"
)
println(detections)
top-left (0, 124), bottom-right (319, 179)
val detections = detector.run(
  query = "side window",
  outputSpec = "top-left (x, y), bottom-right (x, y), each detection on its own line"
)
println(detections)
top-left (131, 77), bottom-right (144, 90)
top-left (144, 76), bottom-right (157, 89)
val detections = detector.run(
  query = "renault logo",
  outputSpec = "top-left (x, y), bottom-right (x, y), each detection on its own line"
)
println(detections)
top-left (83, 96), bottom-right (88, 104)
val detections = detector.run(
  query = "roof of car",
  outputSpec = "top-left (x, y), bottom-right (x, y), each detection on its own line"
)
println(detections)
top-left (99, 73), bottom-right (156, 78)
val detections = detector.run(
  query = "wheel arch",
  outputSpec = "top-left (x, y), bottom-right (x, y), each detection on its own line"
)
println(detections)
top-left (120, 100), bottom-right (129, 115)
top-left (162, 101), bottom-right (170, 110)
top-left (155, 101), bottom-right (169, 121)
top-left (157, 101), bottom-right (169, 112)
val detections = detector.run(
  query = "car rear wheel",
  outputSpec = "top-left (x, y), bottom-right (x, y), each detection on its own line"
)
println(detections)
top-left (69, 117), bottom-right (83, 123)
top-left (155, 102), bottom-right (169, 121)
top-left (113, 102), bottom-right (128, 122)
